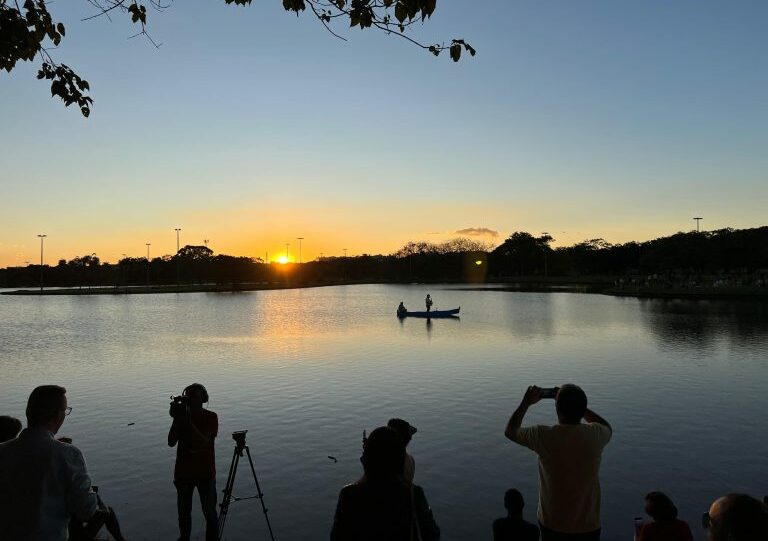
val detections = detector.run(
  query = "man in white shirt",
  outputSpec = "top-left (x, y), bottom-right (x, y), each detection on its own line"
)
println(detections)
top-left (0, 385), bottom-right (103, 541)
top-left (504, 384), bottom-right (612, 541)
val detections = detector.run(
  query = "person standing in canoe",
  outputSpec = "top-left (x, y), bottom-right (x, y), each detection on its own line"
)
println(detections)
top-left (425, 294), bottom-right (433, 312)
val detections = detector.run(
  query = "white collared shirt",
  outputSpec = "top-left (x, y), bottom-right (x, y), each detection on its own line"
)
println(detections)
top-left (0, 427), bottom-right (98, 540)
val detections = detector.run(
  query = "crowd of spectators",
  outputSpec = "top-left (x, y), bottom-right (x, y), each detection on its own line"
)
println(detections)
top-left (1, 384), bottom-right (767, 540)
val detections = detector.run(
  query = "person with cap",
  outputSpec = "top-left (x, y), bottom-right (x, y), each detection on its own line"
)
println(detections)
top-left (387, 418), bottom-right (417, 483)
top-left (330, 426), bottom-right (439, 541)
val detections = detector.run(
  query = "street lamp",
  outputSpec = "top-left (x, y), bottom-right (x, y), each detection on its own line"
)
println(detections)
top-left (37, 234), bottom-right (46, 291)
top-left (343, 248), bottom-right (347, 258)
top-left (693, 217), bottom-right (702, 233)
top-left (175, 228), bottom-right (182, 253)
top-left (285, 243), bottom-right (290, 262)
top-left (297, 237), bottom-right (304, 264)
top-left (146, 243), bottom-right (151, 285)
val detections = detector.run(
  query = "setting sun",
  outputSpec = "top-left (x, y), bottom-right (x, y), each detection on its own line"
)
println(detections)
top-left (277, 255), bottom-right (289, 264)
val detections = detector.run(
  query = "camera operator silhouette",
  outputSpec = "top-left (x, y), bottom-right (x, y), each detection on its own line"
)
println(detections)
top-left (168, 383), bottom-right (219, 541)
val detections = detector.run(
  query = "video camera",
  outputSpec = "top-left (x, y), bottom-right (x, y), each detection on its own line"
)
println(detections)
top-left (169, 394), bottom-right (189, 419)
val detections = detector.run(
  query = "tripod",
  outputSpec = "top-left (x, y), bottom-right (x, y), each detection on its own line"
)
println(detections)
top-left (218, 431), bottom-right (275, 541)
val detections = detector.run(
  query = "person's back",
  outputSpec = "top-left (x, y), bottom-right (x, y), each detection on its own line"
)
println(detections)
top-left (505, 384), bottom-right (611, 539)
top-left (333, 478), bottom-right (435, 541)
top-left (330, 426), bottom-right (439, 541)
top-left (637, 491), bottom-right (693, 541)
top-left (493, 488), bottom-right (540, 541)
top-left (637, 519), bottom-right (693, 541)
top-left (493, 517), bottom-right (540, 541)
top-left (523, 423), bottom-right (609, 531)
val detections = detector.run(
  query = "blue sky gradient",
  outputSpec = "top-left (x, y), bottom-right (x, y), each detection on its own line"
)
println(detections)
top-left (1, 0), bottom-right (766, 264)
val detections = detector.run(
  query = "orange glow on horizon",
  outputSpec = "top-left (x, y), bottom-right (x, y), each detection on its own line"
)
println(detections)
top-left (277, 255), bottom-right (289, 264)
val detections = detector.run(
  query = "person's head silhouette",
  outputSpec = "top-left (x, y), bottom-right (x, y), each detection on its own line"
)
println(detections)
top-left (706, 493), bottom-right (768, 541)
top-left (645, 492), bottom-right (678, 522)
top-left (0, 416), bottom-right (22, 443)
top-left (26, 385), bottom-right (69, 434)
top-left (504, 488), bottom-right (525, 519)
top-left (555, 384), bottom-right (587, 425)
top-left (183, 383), bottom-right (209, 411)
top-left (387, 418), bottom-right (417, 447)
top-left (360, 426), bottom-right (405, 482)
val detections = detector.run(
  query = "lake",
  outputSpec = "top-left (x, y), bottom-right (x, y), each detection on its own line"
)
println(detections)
top-left (1, 285), bottom-right (767, 540)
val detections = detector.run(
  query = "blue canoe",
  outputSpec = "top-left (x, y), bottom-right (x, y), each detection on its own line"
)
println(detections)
top-left (397, 307), bottom-right (460, 319)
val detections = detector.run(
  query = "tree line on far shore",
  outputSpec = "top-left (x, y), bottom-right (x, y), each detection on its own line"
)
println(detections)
top-left (1, 226), bottom-right (767, 289)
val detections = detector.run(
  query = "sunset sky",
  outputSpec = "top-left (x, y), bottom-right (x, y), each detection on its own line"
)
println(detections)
top-left (1, 0), bottom-right (766, 267)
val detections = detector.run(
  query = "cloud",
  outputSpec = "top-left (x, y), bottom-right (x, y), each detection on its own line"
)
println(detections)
top-left (455, 227), bottom-right (499, 238)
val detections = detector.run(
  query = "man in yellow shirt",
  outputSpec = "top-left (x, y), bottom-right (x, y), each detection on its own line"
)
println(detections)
top-left (504, 384), bottom-right (612, 541)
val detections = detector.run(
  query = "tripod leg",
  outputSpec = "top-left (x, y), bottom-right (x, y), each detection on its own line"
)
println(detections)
top-left (218, 448), bottom-right (240, 540)
top-left (244, 446), bottom-right (276, 541)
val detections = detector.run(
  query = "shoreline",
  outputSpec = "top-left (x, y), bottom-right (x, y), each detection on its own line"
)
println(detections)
top-left (2, 280), bottom-right (768, 301)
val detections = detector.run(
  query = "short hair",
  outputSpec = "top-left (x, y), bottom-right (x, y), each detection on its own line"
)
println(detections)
top-left (0, 416), bottom-right (22, 443)
top-left (26, 385), bottom-right (67, 427)
top-left (183, 383), bottom-right (209, 403)
top-left (361, 427), bottom-right (405, 481)
top-left (556, 384), bottom-right (587, 423)
top-left (645, 492), bottom-right (678, 522)
top-left (504, 488), bottom-right (525, 514)
top-left (711, 494), bottom-right (768, 541)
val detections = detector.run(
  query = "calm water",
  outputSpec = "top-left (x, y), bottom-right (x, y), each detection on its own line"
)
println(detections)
top-left (1, 285), bottom-right (767, 540)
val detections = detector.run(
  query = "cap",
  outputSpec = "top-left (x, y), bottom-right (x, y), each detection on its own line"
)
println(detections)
top-left (387, 418), bottom-right (417, 439)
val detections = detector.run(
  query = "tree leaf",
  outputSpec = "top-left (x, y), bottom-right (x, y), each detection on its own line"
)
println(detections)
top-left (394, 1), bottom-right (407, 23)
top-left (450, 43), bottom-right (461, 62)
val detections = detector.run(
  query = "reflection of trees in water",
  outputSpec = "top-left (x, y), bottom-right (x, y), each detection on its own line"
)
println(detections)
top-left (640, 299), bottom-right (768, 352)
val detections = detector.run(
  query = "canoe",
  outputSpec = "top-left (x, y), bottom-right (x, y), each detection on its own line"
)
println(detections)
top-left (397, 307), bottom-right (460, 319)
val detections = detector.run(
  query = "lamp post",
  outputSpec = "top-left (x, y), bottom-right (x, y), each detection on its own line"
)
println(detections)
top-left (297, 237), bottom-right (304, 264)
top-left (343, 248), bottom-right (347, 258)
top-left (693, 217), bottom-right (702, 233)
top-left (90, 253), bottom-right (97, 289)
top-left (174, 228), bottom-right (182, 286)
top-left (146, 243), bottom-right (151, 285)
top-left (37, 234), bottom-right (46, 291)
top-left (285, 243), bottom-right (290, 262)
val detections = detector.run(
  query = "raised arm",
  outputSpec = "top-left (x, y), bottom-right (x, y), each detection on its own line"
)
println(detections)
top-left (583, 407), bottom-right (612, 432)
top-left (504, 386), bottom-right (541, 442)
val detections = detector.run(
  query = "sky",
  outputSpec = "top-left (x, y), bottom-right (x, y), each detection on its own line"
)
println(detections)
top-left (1, 0), bottom-right (766, 266)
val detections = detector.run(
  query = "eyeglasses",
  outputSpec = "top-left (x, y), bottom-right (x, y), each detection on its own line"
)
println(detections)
top-left (63, 407), bottom-right (72, 416)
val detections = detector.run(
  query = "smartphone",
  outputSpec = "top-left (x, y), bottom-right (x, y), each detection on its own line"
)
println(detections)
top-left (540, 387), bottom-right (558, 399)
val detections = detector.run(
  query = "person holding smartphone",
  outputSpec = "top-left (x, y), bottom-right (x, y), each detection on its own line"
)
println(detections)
top-left (504, 384), bottom-right (612, 541)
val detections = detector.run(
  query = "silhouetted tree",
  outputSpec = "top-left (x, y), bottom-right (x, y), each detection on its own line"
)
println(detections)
top-left (491, 232), bottom-right (553, 276)
top-left (2, 227), bottom-right (767, 289)
top-left (175, 245), bottom-right (213, 261)
top-left (1, 0), bottom-right (474, 116)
